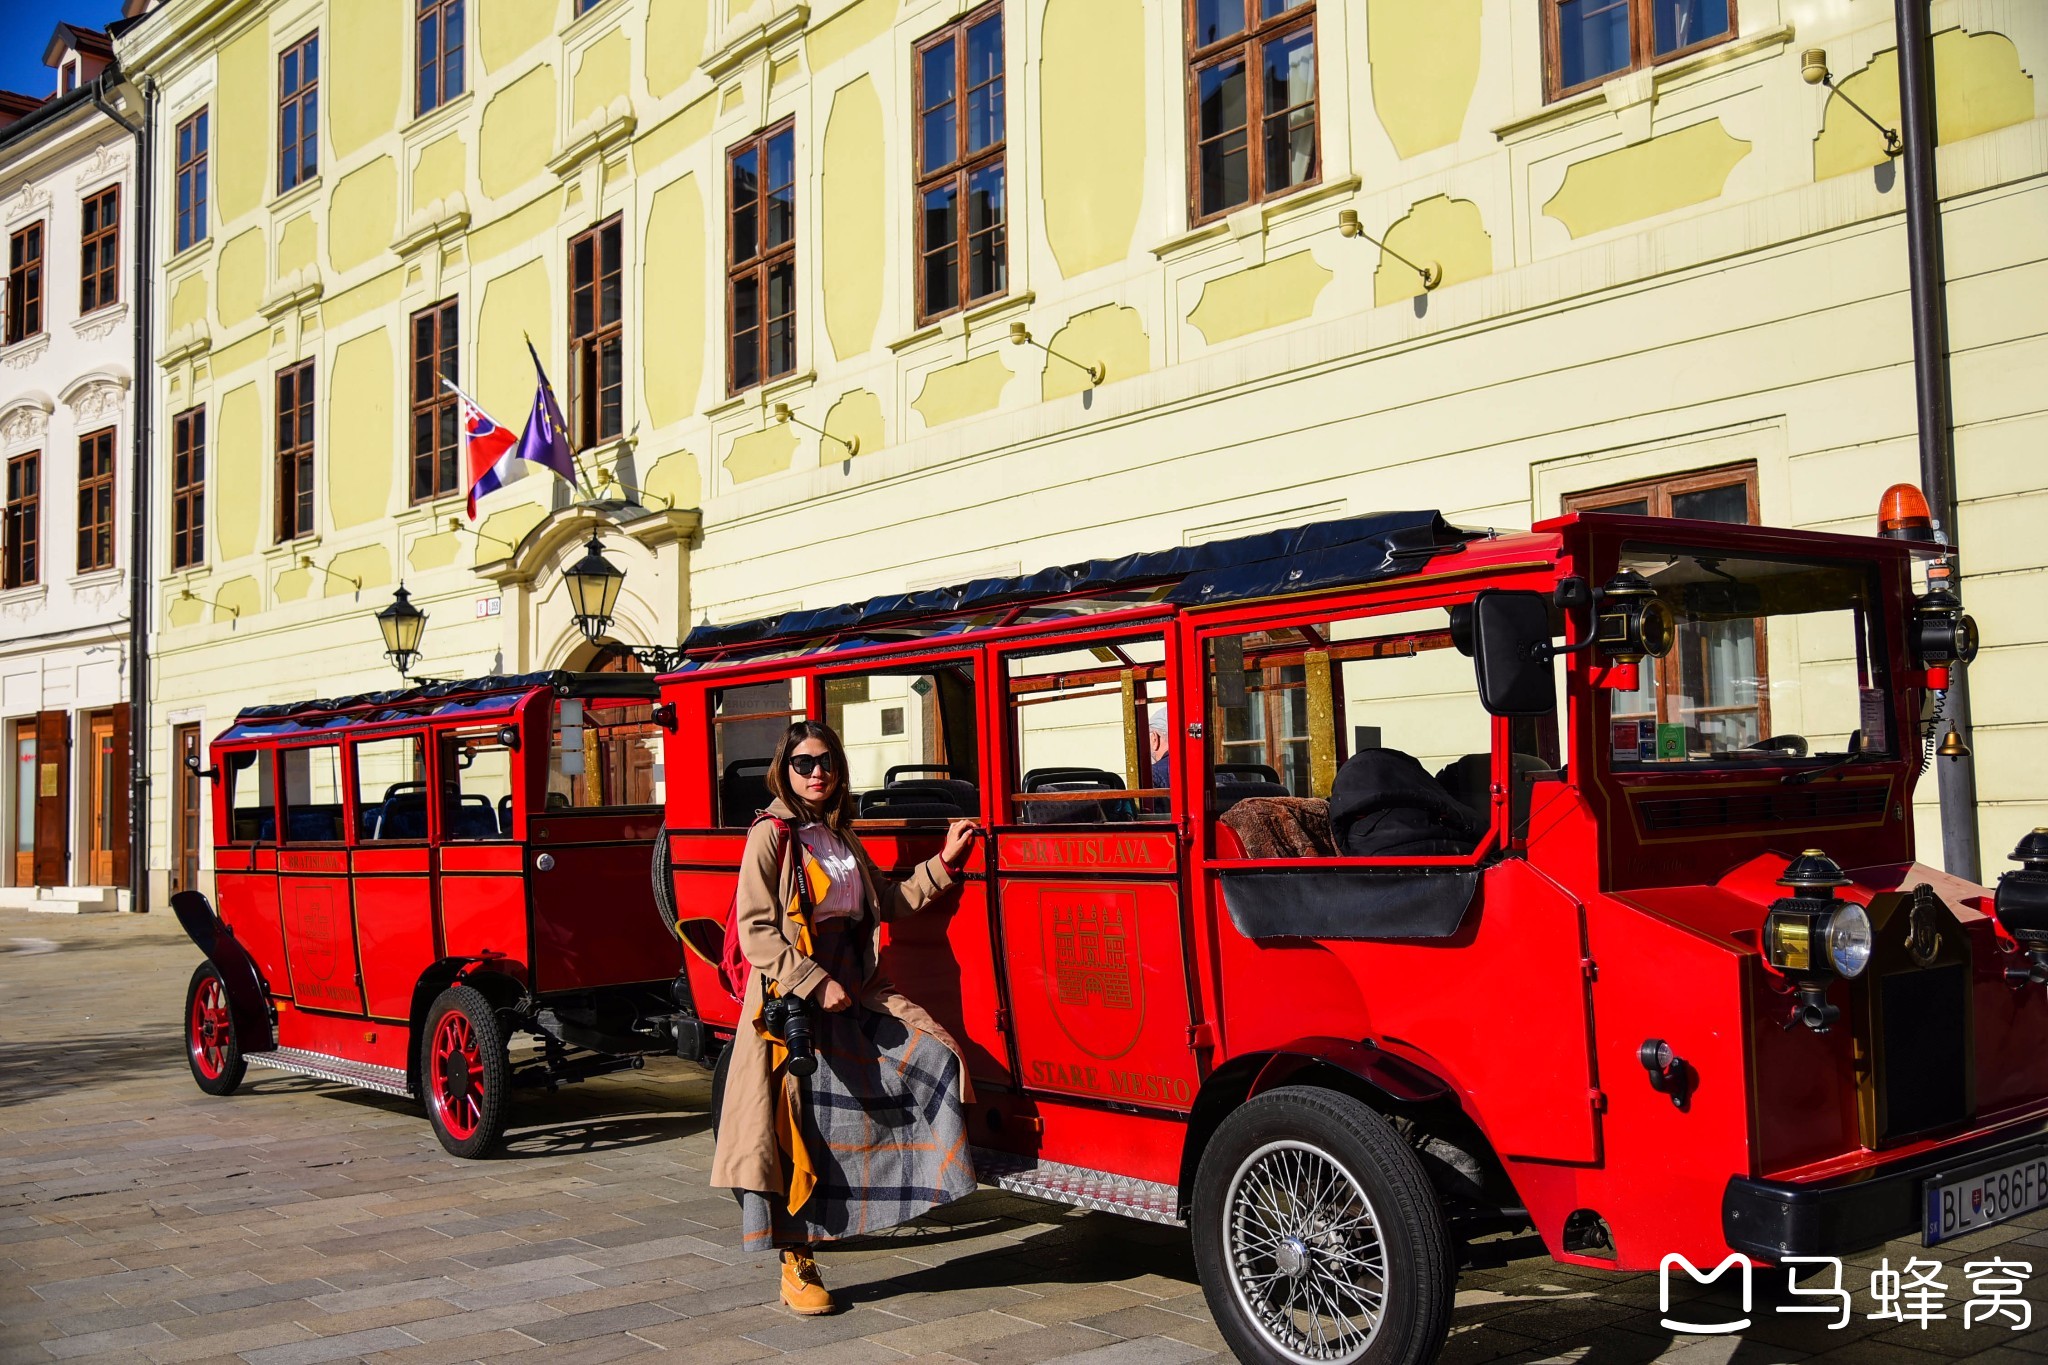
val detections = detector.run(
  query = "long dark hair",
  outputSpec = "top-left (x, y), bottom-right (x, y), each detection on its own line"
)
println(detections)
top-left (766, 720), bottom-right (856, 830)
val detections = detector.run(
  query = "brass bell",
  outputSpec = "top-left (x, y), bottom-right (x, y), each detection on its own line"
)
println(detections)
top-left (1936, 727), bottom-right (1971, 760)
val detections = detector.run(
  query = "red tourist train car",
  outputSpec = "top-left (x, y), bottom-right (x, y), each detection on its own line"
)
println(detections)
top-left (174, 670), bottom-right (683, 1156)
top-left (177, 504), bottom-right (2048, 1364)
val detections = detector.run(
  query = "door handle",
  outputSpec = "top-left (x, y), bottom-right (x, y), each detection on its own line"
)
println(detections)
top-left (535, 853), bottom-right (555, 872)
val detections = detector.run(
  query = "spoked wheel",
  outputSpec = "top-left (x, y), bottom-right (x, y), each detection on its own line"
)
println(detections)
top-left (185, 962), bottom-right (246, 1096)
top-left (1193, 1087), bottom-right (1453, 1365)
top-left (421, 984), bottom-right (510, 1158)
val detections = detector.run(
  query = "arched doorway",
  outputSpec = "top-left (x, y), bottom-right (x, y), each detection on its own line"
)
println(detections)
top-left (557, 641), bottom-right (661, 808)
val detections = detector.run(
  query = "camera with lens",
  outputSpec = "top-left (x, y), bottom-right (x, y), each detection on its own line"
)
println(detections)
top-left (761, 993), bottom-right (816, 1076)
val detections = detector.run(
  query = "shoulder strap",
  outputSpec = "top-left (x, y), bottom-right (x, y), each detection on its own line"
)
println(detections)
top-left (753, 812), bottom-right (813, 915)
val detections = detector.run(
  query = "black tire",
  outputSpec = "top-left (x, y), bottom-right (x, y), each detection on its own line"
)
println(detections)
top-left (1192, 1086), bottom-right (1454, 1365)
top-left (709, 1043), bottom-right (731, 1141)
top-left (420, 985), bottom-right (512, 1158)
top-left (650, 829), bottom-right (678, 935)
top-left (185, 962), bottom-right (246, 1096)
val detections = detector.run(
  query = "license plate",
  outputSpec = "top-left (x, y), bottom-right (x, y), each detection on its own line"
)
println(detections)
top-left (1924, 1152), bottom-right (2048, 1244)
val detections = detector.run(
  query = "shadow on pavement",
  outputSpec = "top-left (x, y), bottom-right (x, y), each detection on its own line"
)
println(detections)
top-left (0, 1032), bottom-right (184, 1108)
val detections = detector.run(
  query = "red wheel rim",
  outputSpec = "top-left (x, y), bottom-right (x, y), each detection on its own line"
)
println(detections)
top-left (429, 1011), bottom-right (485, 1141)
top-left (189, 976), bottom-right (231, 1079)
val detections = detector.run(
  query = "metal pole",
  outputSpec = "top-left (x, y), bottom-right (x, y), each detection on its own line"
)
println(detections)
top-left (1893, 0), bottom-right (1981, 881)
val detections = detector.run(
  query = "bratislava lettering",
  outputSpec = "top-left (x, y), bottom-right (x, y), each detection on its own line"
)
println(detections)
top-left (1007, 835), bottom-right (1172, 871)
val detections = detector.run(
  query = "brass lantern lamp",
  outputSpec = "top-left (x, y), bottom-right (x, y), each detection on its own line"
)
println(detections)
top-left (564, 533), bottom-right (626, 645)
top-left (375, 584), bottom-right (428, 678)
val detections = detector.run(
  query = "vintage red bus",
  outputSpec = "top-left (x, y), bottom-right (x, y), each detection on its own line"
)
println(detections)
top-left (174, 670), bottom-right (682, 1156)
top-left (176, 505), bottom-right (2047, 1364)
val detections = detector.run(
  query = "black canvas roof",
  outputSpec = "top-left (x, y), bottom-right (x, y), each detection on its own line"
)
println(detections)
top-left (683, 510), bottom-right (1469, 654)
top-left (230, 670), bottom-right (656, 728)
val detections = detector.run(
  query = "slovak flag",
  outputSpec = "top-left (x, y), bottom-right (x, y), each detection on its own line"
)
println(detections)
top-left (449, 381), bottom-right (519, 520)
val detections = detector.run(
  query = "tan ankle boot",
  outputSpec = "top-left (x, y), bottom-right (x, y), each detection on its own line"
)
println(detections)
top-left (779, 1247), bottom-right (833, 1315)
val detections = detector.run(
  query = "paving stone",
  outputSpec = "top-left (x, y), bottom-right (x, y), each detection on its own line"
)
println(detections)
top-left (37, 1321), bottom-right (178, 1358)
top-left (522, 1299), bottom-right (680, 1343)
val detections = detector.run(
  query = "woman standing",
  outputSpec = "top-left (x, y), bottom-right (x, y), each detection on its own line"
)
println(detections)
top-left (710, 721), bottom-right (980, 1315)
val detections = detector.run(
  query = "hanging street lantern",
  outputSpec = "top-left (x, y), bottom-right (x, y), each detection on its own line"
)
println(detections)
top-left (376, 584), bottom-right (428, 678)
top-left (564, 533), bottom-right (626, 645)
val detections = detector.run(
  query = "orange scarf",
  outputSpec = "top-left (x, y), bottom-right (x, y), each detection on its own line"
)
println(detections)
top-left (761, 852), bottom-right (834, 1213)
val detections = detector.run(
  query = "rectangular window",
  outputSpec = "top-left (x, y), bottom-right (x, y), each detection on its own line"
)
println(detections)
top-left (79, 186), bottom-right (118, 314)
top-left (822, 664), bottom-right (980, 822)
top-left (1546, 0), bottom-right (1735, 100)
top-left (410, 299), bottom-right (459, 502)
top-left (76, 427), bottom-right (115, 573)
top-left (279, 745), bottom-right (345, 843)
top-left (3, 452), bottom-right (37, 589)
top-left (416, 0), bottom-right (465, 115)
top-left (175, 109), bottom-right (208, 253)
top-left (1187, 0), bottom-right (1318, 224)
top-left (6, 222), bottom-right (43, 344)
top-left (439, 729), bottom-right (513, 840)
top-left (353, 734), bottom-right (427, 840)
top-left (171, 406), bottom-right (205, 569)
top-left (568, 216), bottom-right (623, 446)
top-left (1006, 636), bottom-right (1172, 824)
top-left (278, 32), bottom-right (320, 193)
top-left (727, 122), bottom-right (796, 393)
top-left (224, 750), bottom-right (274, 842)
top-left (275, 360), bottom-right (315, 541)
top-left (549, 696), bottom-right (667, 810)
top-left (916, 4), bottom-right (1006, 323)
top-left (712, 679), bottom-right (806, 825)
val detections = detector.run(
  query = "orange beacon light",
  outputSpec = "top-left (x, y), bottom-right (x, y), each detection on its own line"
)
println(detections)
top-left (1878, 483), bottom-right (1937, 541)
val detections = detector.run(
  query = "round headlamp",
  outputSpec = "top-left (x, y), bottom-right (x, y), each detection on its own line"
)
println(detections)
top-left (1825, 903), bottom-right (1873, 979)
top-left (1912, 588), bottom-right (1980, 667)
top-left (1594, 570), bottom-right (1677, 664)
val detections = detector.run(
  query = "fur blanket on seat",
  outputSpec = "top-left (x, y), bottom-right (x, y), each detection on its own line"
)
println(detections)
top-left (1222, 797), bottom-right (1337, 858)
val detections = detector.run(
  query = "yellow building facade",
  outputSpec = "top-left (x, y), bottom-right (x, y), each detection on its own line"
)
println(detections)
top-left (117, 0), bottom-right (2046, 899)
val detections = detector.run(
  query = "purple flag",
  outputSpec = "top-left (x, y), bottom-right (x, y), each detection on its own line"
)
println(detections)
top-left (516, 338), bottom-right (578, 486)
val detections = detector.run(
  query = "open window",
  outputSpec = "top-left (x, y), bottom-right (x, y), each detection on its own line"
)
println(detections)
top-left (1203, 605), bottom-right (1562, 860)
top-left (712, 679), bottom-right (806, 825)
top-left (277, 745), bottom-right (345, 843)
top-left (353, 734), bottom-right (427, 841)
top-left (549, 697), bottom-right (664, 811)
top-left (438, 729), bottom-right (515, 840)
top-left (1005, 635), bottom-right (1171, 824)
top-left (224, 749), bottom-right (272, 843)
top-left (824, 661), bottom-right (980, 823)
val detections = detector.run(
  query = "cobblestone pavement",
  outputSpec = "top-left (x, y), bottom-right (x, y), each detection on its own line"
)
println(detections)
top-left (6, 909), bottom-right (2048, 1364)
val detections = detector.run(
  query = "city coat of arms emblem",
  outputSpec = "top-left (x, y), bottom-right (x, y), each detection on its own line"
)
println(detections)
top-left (1043, 889), bottom-right (1145, 1060)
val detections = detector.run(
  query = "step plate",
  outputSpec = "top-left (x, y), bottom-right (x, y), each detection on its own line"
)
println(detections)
top-left (248, 1046), bottom-right (413, 1098)
top-left (973, 1148), bottom-right (1183, 1227)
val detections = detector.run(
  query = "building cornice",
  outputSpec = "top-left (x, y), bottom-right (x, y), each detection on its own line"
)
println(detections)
top-left (112, 0), bottom-right (266, 80)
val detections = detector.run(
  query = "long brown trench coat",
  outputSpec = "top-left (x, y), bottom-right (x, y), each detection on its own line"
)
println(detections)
top-left (708, 798), bottom-right (976, 1198)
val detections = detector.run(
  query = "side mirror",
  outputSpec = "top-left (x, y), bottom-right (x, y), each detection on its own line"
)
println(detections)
top-left (1464, 590), bottom-right (1557, 717)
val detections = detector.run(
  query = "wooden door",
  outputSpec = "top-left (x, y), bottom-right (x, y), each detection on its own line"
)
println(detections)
top-left (172, 723), bottom-right (201, 895)
top-left (12, 723), bottom-right (33, 886)
top-left (86, 713), bottom-right (115, 885)
top-left (32, 710), bottom-right (67, 887)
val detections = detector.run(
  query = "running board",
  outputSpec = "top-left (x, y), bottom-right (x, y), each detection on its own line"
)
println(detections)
top-left (972, 1148), bottom-right (1184, 1227)
top-left (247, 1046), bottom-right (413, 1098)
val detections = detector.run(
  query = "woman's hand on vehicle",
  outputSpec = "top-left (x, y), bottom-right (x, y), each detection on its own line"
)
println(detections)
top-left (816, 979), bottom-right (853, 1013)
top-left (941, 819), bottom-right (980, 869)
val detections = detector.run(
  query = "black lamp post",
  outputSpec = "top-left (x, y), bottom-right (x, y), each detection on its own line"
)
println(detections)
top-left (561, 532), bottom-right (685, 671)
top-left (376, 583), bottom-right (428, 678)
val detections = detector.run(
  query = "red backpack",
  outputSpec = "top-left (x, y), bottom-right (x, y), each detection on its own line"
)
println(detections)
top-left (671, 813), bottom-right (818, 1002)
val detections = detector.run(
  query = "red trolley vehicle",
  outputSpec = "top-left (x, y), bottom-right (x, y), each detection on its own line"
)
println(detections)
top-left (651, 502), bottom-right (2048, 1363)
top-left (175, 670), bottom-right (685, 1156)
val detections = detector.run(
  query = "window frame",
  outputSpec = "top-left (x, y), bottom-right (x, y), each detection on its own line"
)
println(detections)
top-left (174, 108), bottom-right (208, 253)
top-left (349, 731), bottom-right (429, 844)
top-left (171, 405), bottom-right (205, 570)
top-left (79, 185), bottom-right (119, 315)
top-left (277, 31), bottom-right (320, 195)
top-left (568, 215), bottom-right (624, 447)
top-left (434, 727), bottom-right (518, 843)
top-left (914, 1), bottom-right (1008, 325)
top-left (1183, 0), bottom-right (1321, 228)
top-left (409, 298), bottom-right (460, 504)
top-left (725, 120), bottom-right (798, 395)
top-left (997, 628), bottom-right (1175, 828)
top-left (274, 359), bottom-right (316, 543)
top-left (6, 221), bottom-right (45, 345)
top-left (415, 0), bottom-right (465, 116)
top-left (3, 450), bottom-right (38, 590)
top-left (76, 427), bottom-right (115, 574)
top-left (1542, 0), bottom-right (1739, 103)
top-left (276, 740), bottom-right (349, 846)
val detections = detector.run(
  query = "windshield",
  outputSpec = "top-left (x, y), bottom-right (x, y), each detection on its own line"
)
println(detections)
top-left (1607, 545), bottom-right (1891, 767)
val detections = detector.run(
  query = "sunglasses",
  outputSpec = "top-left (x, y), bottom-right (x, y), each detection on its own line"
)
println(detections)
top-left (787, 753), bottom-right (837, 778)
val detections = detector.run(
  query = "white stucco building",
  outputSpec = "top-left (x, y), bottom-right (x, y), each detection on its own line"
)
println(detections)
top-left (0, 25), bottom-right (142, 910)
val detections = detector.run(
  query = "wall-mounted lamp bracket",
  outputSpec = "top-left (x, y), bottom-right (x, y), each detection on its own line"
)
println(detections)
top-left (1007, 323), bottom-right (1105, 386)
top-left (177, 587), bottom-right (241, 629)
top-left (298, 555), bottom-right (363, 601)
top-left (1336, 209), bottom-right (1442, 290)
top-left (772, 402), bottom-right (860, 458)
top-left (1801, 49), bottom-right (1903, 157)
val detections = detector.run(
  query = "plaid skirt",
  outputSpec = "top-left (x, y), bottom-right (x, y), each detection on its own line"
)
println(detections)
top-left (739, 923), bottom-right (976, 1249)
